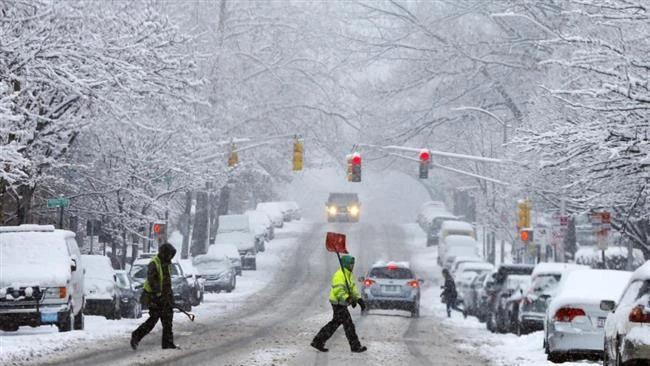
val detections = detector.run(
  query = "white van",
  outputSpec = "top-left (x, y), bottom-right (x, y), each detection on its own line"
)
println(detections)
top-left (438, 220), bottom-right (476, 243)
top-left (439, 234), bottom-right (481, 266)
top-left (0, 225), bottom-right (85, 332)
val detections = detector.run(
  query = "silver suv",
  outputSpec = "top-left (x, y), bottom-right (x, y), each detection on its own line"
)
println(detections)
top-left (358, 261), bottom-right (422, 317)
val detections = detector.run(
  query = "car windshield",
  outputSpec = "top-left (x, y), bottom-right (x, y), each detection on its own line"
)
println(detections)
top-left (369, 267), bottom-right (413, 279)
top-left (329, 194), bottom-right (358, 204)
top-left (529, 274), bottom-right (561, 295)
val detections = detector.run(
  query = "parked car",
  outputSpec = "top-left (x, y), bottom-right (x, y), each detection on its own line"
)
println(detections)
top-left (208, 243), bottom-right (243, 276)
top-left (486, 264), bottom-right (535, 332)
top-left (492, 274), bottom-right (531, 333)
top-left (456, 271), bottom-right (479, 305)
top-left (256, 202), bottom-right (285, 228)
top-left (278, 201), bottom-right (301, 221)
top-left (425, 214), bottom-right (460, 247)
top-left (193, 253), bottom-right (236, 293)
top-left (114, 270), bottom-right (142, 319)
top-left (244, 210), bottom-right (268, 252)
top-left (455, 261), bottom-right (494, 278)
top-left (82, 254), bottom-right (121, 320)
top-left (416, 200), bottom-right (450, 232)
top-left (502, 275), bottom-right (533, 334)
top-left (439, 235), bottom-right (481, 268)
top-left (358, 261), bottom-right (423, 318)
top-left (0, 225), bottom-right (85, 332)
top-left (216, 214), bottom-right (257, 270)
top-left (129, 258), bottom-right (193, 312)
top-left (449, 257), bottom-right (486, 277)
top-left (544, 269), bottom-right (631, 363)
top-left (516, 263), bottom-right (589, 336)
top-left (438, 220), bottom-right (476, 244)
top-left (178, 259), bottom-right (204, 306)
top-left (464, 271), bottom-right (493, 321)
top-left (245, 209), bottom-right (274, 243)
top-left (602, 261), bottom-right (650, 366)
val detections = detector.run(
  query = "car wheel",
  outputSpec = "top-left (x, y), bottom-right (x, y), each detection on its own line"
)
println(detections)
top-left (73, 309), bottom-right (84, 330)
top-left (0, 323), bottom-right (19, 332)
top-left (58, 309), bottom-right (73, 332)
top-left (615, 336), bottom-right (623, 366)
top-left (547, 352), bottom-right (566, 363)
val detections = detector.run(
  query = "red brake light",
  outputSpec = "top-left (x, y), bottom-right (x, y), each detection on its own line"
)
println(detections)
top-left (629, 306), bottom-right (650, 323)
top-left (364, 279), bottom-right (375, 287)
top-left (387, 264), bottom-right (397, 270)
top-left (408, 280), bottom-right (419, 289)
top-left (554, 307), bottom-right (586, 322)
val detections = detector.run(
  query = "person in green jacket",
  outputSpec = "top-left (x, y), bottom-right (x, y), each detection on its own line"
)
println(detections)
top-left (311, 254), bottom-right (367, 353)
top-left (131, 243), bottom-right (177, 350)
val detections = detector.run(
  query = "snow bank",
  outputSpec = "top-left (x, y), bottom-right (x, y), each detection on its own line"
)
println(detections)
top-left (575, 245), bottom-right (645, 270)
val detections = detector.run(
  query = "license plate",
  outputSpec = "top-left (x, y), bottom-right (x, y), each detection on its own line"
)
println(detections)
top-left (40, 312), bottom-right (58, 323)
top-left (381, 285), bottom-right (399, 292)
top-left (597, 317), bottom-right (606, 328)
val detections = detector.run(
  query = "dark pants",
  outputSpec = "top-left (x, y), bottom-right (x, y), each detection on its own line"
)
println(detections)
top-left (312, 304), bottom-right (361, 350)
top-left (445, 297), bottom-right (463, 316)
top-left (132, 299), bottom-right (174, 347)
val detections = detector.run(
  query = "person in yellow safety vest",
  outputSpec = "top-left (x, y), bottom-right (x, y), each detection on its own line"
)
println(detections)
top-left (131, 243), bottom-right (177, 350)
top-left (311, 254), bottom-right (367, 353)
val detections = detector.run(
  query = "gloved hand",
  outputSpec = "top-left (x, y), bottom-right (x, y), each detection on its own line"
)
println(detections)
top-left (346, 296), bottom-right (357, 308)
top-left (357, 298), bottom-right (366, 311)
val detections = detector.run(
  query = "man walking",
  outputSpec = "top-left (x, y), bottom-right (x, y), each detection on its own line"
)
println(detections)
top-left (131, 243), bottom-right (178, 350)
top-left (311, 254), bottom-right (367, 353)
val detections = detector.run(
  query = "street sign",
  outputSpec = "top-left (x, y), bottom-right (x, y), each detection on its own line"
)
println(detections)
top-left (47, 198), bottom-right (70, 208)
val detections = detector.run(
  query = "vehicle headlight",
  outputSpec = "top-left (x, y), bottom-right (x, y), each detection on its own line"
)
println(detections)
top-left (348, 206), bottom-right (359, 216)
top-left (43, 287), bottom-right (67, 299)
top-left (327, 206), bottom-right (337, 215)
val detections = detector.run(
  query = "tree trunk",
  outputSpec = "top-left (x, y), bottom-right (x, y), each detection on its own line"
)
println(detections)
top-left (181, 190), bottom-right (193, 259)
top-left (208, 191), bottom-right (218, 245)
top-left (16, 184), bottom-right (35, 224)
top-left (191, 191), bottom-right (209, 257)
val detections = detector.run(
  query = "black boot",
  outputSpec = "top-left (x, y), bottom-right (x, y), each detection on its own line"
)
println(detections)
top-left (130, 333), bottom-right (138, 350)
top-left (351, 345), bottom-right (367, 353)
top-left (310, 341), bottom-right (329, 352)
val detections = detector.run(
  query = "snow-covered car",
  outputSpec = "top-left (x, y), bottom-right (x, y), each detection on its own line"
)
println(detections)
top-left (193, 254), bottom-right (236, 293)
top-left (208, 243), bottom-right (243, 276)
top-left (464, 271), bottom-right (493, 321)
top-left (358, 261), bottom-right (423, 318)
top-left (425, 214), bottom-right (460, 246)
top-left (516, 263), bottom-right (589, 336)
top-left (277, 201), bottom-right (301, 221)
top-left (244, 210), bottom-right (271, 252)
top-left (502, 276), bottom-right (533, 334)
top-left (602, 261), bottom-right (650, 366)
top-left (439, 235), bottom-right (481, 267)
top-left (0, 225), bottom-right (85, 332)
top-left (416, 200), bottom-right (449, 231)
top-left (456, 271), bottom-right (478, 305)
top-left (455, 261), bottom-right (494, 278)
top-left (449, 257), bottom-right (486, 277)
top-left (492, 274), bottom-right (531, 333)
top-left (544, 269), bottom-right (631, 363)
top-left (128, 258), bottom-right (193, 312)
top-left (114, 270), bottom-right (142, 319)
top-left (178, 259), bottom-right (204, 306)
top-left (486, 264), bottom-right (534, 332)
top-left (214, 231), bottom-right (256, 271)
top-left (82, 254), bottom-right (121, 320)
top-left (438, 220), bottom-right (475, 244)
top-left (256, 202), bottom-right (285, 228)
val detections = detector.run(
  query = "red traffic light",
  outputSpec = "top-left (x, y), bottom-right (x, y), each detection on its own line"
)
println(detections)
top-left (520, 229), bottom-right (532, 242)
top-left (351, 154), bottom-right (361, 165)
top-left (153, 223), bottom-right (162, 234)
top-left (419, 149), bottom-right (430, 161)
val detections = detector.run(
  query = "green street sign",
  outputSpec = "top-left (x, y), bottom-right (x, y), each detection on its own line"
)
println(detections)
top-left (47, 198), bottom-right (70, 208)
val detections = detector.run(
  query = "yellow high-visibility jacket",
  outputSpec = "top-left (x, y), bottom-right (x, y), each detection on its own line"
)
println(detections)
top-left (329, 267), bottom-right (361, 306)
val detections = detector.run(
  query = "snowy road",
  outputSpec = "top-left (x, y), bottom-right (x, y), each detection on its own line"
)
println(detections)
top-left (7, 221), bottom-right (487, 366)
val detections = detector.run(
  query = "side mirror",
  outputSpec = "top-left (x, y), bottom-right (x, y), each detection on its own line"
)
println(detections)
top-left (70, 258), bottom-right (77, 272)
top-left (600, 300), bottom-right (616, 312)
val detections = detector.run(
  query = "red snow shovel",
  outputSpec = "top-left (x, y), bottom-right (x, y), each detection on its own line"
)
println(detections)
top-left (326, 232), bottom-right (354, 302)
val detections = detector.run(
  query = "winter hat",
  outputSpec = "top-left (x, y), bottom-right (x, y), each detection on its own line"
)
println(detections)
top-left (341, 255), bottom-right (355, 270)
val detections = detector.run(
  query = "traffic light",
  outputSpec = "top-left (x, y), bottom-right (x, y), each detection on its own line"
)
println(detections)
top-left (520, 228), bottom-right (533, 243)
top-left (350, 153), bottom-right (361, 182)
top-left (152, 222), bottom-right (167, 244)
top-left (292, 140), bottom-right (303, 171)
top-left (418, 149), bottom-right (430, 179)
top-left (517, 199), bottom-right (531, 229)
top-left (227, 150), bottom-right (239, 168)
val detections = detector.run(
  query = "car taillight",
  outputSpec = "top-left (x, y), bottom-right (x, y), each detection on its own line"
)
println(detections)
top-left (629, 306), bottom-right (650, 323)
top-left (554, 307), bottom-right (586, 322)
top-left (364, 279), bottom-right (375, 287)
top-left (408, 280), bottom-right (419, 289)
